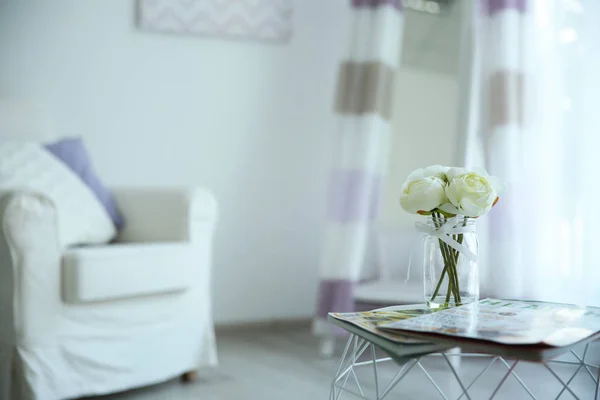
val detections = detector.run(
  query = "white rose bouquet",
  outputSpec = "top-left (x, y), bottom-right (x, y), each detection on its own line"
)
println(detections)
top-left (400, 165), bottom-right (502, 307)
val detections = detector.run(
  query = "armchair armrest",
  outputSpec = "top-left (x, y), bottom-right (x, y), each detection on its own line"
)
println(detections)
top-left (0, 191), bottom-right (62, 344)
top-left (112, 186), bottom-right (218, 243)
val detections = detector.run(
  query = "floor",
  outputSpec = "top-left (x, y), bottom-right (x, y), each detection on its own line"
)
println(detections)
top-left (86, 326), bottom-right (600, 400)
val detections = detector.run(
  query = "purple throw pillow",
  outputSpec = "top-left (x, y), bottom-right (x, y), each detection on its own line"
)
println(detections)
top-left (44, 137), bottom-right (125, 230)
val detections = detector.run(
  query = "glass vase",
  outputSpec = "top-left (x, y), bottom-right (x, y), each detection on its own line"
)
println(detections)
top-left (423, 216), bottom-right (479, 309)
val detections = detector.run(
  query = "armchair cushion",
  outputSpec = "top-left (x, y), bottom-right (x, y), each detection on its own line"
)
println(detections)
top-left (0, 140), bottom-right (116, 246)
top-left (62, 242), bottom-right (194, 304)
top-left (113, 186), bottom-right (218, 243)
top-left (44, 137), bottom-right (124, 229)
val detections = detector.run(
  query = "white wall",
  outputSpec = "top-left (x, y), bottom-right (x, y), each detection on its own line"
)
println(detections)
top-left (0, 0), bottom-right (351, 323)
top-left (0, 0), bottom-right (461, 323)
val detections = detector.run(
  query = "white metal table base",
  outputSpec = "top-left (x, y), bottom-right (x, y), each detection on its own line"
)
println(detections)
top-left (330, 333), bottom-right (600, 400)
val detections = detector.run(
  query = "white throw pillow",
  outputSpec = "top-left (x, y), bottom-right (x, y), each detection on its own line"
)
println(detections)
top-left (0, 140), bottom-right (116, 246)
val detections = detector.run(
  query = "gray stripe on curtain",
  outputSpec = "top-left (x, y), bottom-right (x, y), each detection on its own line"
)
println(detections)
top-left (335, 61), bottom-right (395, 121)
top-left (489, 71), bottom-right (523, 128)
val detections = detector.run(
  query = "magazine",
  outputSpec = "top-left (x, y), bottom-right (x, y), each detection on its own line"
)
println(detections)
top-left (329, 308), bottom-right (434, 344)
top-left (379, 298), bottom-right (600, 347)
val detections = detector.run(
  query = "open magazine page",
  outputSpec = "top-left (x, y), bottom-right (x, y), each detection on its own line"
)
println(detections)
top-left (329, 308), bottom-right (433, 344)
top-left (379, 299), bottom-right (600, 347)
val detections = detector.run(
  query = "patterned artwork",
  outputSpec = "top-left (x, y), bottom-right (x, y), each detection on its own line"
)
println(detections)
top-left (136, 0), bottom-right (293, 42)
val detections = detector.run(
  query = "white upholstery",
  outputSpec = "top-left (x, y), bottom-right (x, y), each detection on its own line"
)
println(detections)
top-left (113, 186), bottom-right (218, 243)
top-left (0, 187), bottom-right (218, 400)
top-left (0, 141), bottom-right (116, 246)
top-left (62, 243), bottom-right (194, 304)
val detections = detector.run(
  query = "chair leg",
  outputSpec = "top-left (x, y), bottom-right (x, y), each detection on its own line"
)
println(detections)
top-left (181, 371), bottom-right (198, 383)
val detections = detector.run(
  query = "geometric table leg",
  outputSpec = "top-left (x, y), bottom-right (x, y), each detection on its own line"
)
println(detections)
top-left (331, 334), bottom-right (370, 400)
top-left (596, 364), bottom-right (600, 400)
top-left (544, 363), bottom-right (581, 400)
top-left (555, 362), bottom-right (584, 399)
top-left (489, 360), bottom-right (519, 400)
top-left (456, 357), bottom-right (499, 400)
top-left (571, 345), bottom-right (596, 384)
top-left (416, 361), bottom-right (449, 399)
top-left (378, 358), bottom-right (420, 399)
top-left (442, 353), bottom-right (473, 400)
top-left (330, 336), bottom-right (600, 400)
top-left (497, 358), bottom-right (536, 399)
top-left (371, 344), bottom-right (380, 400)
top-left (330, 335), bottom-right (354, 400)
top-left (330, 333), bottom-right (424, 400)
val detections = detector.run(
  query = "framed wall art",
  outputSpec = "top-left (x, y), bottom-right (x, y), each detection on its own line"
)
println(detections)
top-left (137, 0), bottom-right (293, 43)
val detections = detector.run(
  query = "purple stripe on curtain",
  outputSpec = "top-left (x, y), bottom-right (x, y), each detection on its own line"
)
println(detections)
top-left (488, 187), bottom-right (535, 240)
top-left (352, 0), bottom-right (403, 10)
top-left (316, 279), bottom-right (355, 317)
top-left (483, 0), bottom-right (527, 15)
top-left (327, 169), bottom-right (381, 223)
top-left (488, 197), bottom-right (513, 240)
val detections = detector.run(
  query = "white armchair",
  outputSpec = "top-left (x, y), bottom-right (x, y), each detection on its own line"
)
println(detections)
top-left (0, 186), bottom-right (218, 400)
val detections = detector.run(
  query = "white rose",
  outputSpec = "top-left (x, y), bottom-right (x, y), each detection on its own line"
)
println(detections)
top-left (413, 164), bottom-right (450, 181)
top-left (445, 167), bottom-right (468, 182)
top-left (399, 167), bottom-right (448, 214)
top-left (446, 167), bottom-right (504, 192)
top-left (440, 168), bottom-right (501, 217)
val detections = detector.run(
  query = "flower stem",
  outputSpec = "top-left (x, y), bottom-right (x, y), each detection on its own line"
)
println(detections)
top-left (429, 213), bottom-right (447, 302)
top-left (430, 212), bottom-right (455, 305)
top-left (446, 234), bottom-right (458, 304)
top-left (430, 264), bottom-right (447, 301)
top-left (449, 247), bottom-right (461, 304)
top-left (445, 274), bottom-right (453, 305)
top-left (452, 220), bottom-right (467, 305)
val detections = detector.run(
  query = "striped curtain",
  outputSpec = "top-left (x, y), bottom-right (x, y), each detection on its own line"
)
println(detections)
top-left (313, 0), bottom-right (404, 335)
top-left (473, 0), bottom-right (600, 305)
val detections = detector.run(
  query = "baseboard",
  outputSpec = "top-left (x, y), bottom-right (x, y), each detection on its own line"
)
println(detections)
top-left (215, 317), bottom-right (312, 334)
